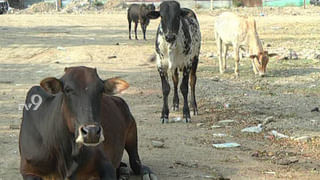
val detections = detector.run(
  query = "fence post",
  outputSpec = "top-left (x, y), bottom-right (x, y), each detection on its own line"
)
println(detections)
top-left (211, 0), bottom-right (213, 10)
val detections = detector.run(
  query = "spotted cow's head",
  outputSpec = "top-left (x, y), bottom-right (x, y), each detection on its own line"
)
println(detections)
top-left (40, 66), bottom-right (129, 146)
top-left (147, 1), bottom-right (190, 44)
top-left (250, 51), bottom-right (277, 77)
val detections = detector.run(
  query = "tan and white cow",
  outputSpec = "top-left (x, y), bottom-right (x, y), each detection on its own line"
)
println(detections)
top-left (214, 12), bottom-right (276, 77)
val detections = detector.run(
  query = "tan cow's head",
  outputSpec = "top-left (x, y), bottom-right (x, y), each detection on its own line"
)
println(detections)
top-left (250, 51), bottom-right (277, 77)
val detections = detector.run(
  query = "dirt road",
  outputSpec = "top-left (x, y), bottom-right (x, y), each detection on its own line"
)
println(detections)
top-left (0, 8), bottom-right (320, 180)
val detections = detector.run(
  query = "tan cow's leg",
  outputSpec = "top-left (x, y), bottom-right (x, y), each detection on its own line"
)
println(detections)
top-left (216, 35), bottom-right (224, 74)
top-left (251, 59), bottom-right (258, 75)
top-left (223, 45), bottom-right (228, 72)
top-left (234, 46), bottom-right (240, 77)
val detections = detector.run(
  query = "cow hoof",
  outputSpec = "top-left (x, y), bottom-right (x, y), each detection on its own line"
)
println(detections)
top-left (172, 105), bottom-right (179, 111)
top-left (142, 165), bottom-right (157, 180)
top-left (193, 110), bottom-right (198, 116)
top-left (160, 118), bottom-right (169, 124)
top-left (118, 166), bottom-right (130, 180)
top-left (143, 173), bottom-right (158, 180)
top-left (183, 117), bottom-right (191, 123)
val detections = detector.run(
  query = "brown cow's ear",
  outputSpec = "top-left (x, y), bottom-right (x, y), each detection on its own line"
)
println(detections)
top-left (104, 78), bottom-right (129, 95)
top-left (40, 77), bottom-right (62, 94)
top-left (268, 53), bottom-right (278, 57)
top-left (147, 11), bottom-right (160, 19)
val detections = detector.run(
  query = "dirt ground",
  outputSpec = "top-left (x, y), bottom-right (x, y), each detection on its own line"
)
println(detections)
top-left (1, 7), bottom-right (320, 180)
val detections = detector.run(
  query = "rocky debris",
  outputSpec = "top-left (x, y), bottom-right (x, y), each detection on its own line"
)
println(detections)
top-left (23, 2), bottom-right (56, 14)
top-left (62, 0), bottom-right (103, 14)
top-left (269, 130), bottom-right (289, 139)
top-left (277, 49), bottom-right (298, 60)
top-left (212, 142), bottom-right (240, 148)
top-left (173, 160), bottom-right (198, 168)
top-left (293, 136), bottom-right (312, 143)
top-left (151, 140), bottom-right (164, 148)
top-left (217, 119), bottom-right (236, 125)
top-left (108, 55), bottom-right (117, 59)
top-left (212, 133), bottom-right (228, 137)
top-left (262, 116), bottom-right (275, 125)
top-left (196, 123), bottom-right (205, 127)
top-left (311, 107), bottom-right (319, 112)
top-left (211, 125), bottom-right (222, 129)
top-left (274, 157), bottom-right (299, 165)
top-left (241, 124), bottom-right (262, 133)
top-left (104, 0), bottom-right (126, 10)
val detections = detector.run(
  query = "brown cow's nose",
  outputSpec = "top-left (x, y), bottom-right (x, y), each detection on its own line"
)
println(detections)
top-left (80, 125), bottom-right (103, 145)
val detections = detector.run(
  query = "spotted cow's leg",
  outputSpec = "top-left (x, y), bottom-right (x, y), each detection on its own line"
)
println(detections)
top-left (181, 67), bottom-right (191, 123)
top-left (172, 68), bottom-right (179, 111)
top-left (190, 56), bottom-right (199, 116)
top-left (159, 68), bottom-right (170, 123)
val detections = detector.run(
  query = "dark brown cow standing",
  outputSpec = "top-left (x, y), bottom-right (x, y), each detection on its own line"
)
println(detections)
top-left (19, 66), bottom-right (157, 180)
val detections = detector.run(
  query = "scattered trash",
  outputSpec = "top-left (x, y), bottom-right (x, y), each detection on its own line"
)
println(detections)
top-left (218, 120), bottom-right (236, 125)
top-left (241, 124), bottom-right (262, 133)
top-left (196, 123), bottom-right (204, 127)
top-left (212, 143), bottom-right (240, 148)
top-left (210, 76), bottom-right (220, 82)
top-left (108, 55), bottom-right (117, 59)
top-left (274, 157), bottom-right (299, 165)
top-left (311, 107), bottom-right (319, 112)
top-left (57, 46), bottom-right (66, 50)
top-left (293, 136), bottom-right (311, 143)
top-left (172, 117), bottom-right (182, 123)
top-left (270, 130), bottom-right (289, 139)
top-left (224, 103), bottom-right (230, 108)
top-left (211, 125), bottom-right (222, 129)
top-left (151, 140), bottom-right (164, 148)
top-left (212, 133), bottom-right (227, 137)
top-left (289, 49), bottom-right (298, 60)
top-left (264, 171), bottom-right (276, 175)
top-left (263, 116), bottom-right (274, 125)
top-left (174, 160), bottom-right (198, 168)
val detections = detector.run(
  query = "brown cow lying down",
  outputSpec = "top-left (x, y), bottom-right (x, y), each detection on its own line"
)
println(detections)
top-left (19, 66), bottom-right (157, 180)
top-left (214, 12), bottom-right (277, 77)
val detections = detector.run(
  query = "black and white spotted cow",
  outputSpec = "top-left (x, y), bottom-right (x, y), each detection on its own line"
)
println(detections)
top-left (147, 1), bottom-right (201, 123)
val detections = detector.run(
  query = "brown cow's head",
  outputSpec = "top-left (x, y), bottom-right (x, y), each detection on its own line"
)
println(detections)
top-left (40, 66), bottom-right (129, 146)
top-left (250, 51), bottom-right (277, 77)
